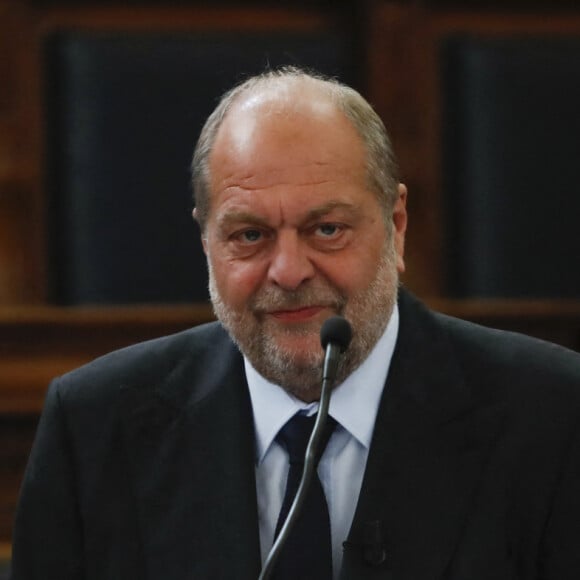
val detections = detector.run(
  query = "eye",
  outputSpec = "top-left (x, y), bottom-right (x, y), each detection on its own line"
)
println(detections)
top-left (315, 223), bottom-right (341, 238)
top-left (309, 222), bottom-right (351, 251)
top-left (243, 230), bottom-right (261, 242)
top-left (237, 229), bottom-right (262, 243)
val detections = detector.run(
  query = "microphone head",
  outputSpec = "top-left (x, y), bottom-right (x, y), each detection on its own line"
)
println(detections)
top-left (320, 316), bottom-right (353, 352)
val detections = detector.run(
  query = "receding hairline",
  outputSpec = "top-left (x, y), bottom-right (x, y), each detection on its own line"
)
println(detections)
top-left (223, 73), bottom-right (350, 114)
top-left (228, 74), bottom-right (381, 144)
top-left (208, 77), bottom-right (369, 175)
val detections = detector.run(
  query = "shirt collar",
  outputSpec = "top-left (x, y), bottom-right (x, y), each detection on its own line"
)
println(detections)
top-left (245, 305), bottom-right (399, 464)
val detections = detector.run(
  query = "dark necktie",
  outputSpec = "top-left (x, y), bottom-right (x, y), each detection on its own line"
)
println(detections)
top-left (272, 413), bottom-right (337, 580)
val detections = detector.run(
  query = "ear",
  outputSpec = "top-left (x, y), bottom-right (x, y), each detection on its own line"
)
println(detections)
top-left (392, 183), bottom-right (408, 273)
top-left (192, 208), bottom-right (208, 255)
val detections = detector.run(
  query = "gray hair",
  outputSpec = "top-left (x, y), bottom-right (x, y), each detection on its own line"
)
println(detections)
top-left (191, 66), bottom-right (399, 232)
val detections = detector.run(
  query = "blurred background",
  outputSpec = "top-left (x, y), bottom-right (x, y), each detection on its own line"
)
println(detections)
top-left (1, 0), bottom-right (580, 571)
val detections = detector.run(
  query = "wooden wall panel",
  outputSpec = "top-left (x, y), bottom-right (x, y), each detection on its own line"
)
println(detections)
top-left (368, 3), bottom-right (580, 299)
top-left (0, 0), bottom-right (45, 304)
top-left (367, 3), bottom-right (443, 298)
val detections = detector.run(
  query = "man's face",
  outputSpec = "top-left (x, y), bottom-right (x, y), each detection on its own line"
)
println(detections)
top-left (201, 90), bottom-right (407, 401)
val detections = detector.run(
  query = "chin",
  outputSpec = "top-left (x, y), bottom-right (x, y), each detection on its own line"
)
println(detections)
top-left (269, 333), bottom-right (323, 361)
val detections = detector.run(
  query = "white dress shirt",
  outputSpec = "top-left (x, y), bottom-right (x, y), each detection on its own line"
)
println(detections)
top-left (246, 305), bottom-right (399, 577)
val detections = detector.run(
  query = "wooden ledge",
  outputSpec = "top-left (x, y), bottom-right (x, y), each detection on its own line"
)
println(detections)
top-left (0, 299), bottom-right (579, 414)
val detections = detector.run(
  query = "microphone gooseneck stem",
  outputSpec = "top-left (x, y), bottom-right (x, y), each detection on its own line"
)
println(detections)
top-left (258, 342), bottom-right (341, 580)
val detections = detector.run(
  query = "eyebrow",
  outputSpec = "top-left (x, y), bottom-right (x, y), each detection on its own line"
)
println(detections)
top-left (216, 201), bottom-right (360, 230)
top-left (304, 201), bottom-right (360, 221)
top-left (216, 212), bottom-right (271, 230)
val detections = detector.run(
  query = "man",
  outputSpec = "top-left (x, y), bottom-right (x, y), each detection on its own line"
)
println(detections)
top-left (11, 68), bottom-right (580, 579)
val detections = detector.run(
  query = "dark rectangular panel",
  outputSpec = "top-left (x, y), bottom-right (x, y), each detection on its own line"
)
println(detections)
top-left (443, 36), bottom-right (580, 298)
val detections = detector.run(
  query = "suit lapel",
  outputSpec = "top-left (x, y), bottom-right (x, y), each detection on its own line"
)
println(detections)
top-left (122, 329), bottom-right (261, 580)
top-left (341, 291), bottom-right (506, 579)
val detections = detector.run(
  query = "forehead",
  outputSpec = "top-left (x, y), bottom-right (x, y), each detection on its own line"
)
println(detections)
top-left (208, 84), bottom-right (368, 197)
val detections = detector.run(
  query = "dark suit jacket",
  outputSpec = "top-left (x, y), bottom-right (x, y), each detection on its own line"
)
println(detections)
top-left (11, 291), bottom-right (580, 580)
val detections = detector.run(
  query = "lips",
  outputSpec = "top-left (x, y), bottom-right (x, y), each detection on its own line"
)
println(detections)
top-left (269, 306), bottom-right (325, 322)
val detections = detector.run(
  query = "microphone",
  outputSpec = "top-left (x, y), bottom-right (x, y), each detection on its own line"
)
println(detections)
top-left (320, 315), bottom-right (353, 385)
top-left (259, 316), bottom-right (353, 580)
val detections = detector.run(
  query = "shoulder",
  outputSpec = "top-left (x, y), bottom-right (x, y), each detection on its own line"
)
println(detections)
top-left (434, 309), bottom-right (580, 419)
top-left (50, 321), bottom-right (236, 409)
top-left (436, 311), bottom-right (580, 388)
top-left (399, 289), bottom-right (580, 405)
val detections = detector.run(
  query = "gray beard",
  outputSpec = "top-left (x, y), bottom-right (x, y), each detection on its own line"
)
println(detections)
top-left (208, 243), bottom-right (399, 401)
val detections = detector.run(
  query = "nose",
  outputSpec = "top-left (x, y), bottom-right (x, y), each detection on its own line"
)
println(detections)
top-left (267, 230), bottom-right (315, 290)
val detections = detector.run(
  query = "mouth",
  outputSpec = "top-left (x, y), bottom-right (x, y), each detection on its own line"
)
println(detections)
top-left (268, 306), bottom-right (326, 323)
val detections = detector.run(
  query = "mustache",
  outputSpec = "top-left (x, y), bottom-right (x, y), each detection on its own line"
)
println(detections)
top-left (250, 283), bottom-right (346, 313)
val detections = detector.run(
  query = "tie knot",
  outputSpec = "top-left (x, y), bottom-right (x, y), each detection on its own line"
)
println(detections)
top-left (276, 413), bottom-right (337, 465)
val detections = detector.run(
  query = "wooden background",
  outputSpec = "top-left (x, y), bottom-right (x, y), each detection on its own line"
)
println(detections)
top-left (1, 0), bottom-right (580, 553)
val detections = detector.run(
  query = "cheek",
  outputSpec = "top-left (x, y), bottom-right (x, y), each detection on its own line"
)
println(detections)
top-left (318, 238), bottom-right (387, 295)
top-left (209, 254), bottom-right (266, 307)
top-left (314, 257), bottom-right (369, 297)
